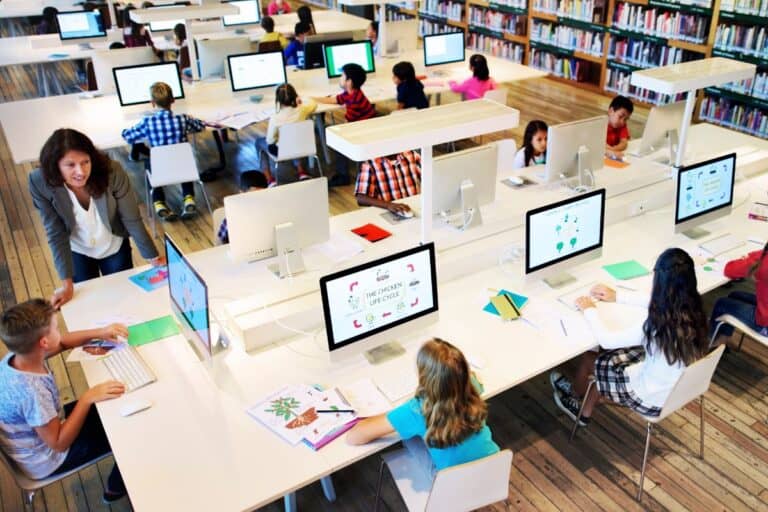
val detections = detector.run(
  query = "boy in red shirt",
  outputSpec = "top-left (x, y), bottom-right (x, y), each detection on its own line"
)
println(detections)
top-left (606, 95), bottom-right (633, 159)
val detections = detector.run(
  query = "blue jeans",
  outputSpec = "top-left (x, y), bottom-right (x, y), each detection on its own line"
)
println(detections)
top-left (710, 291), bottom-right (767, 337)
top-left (72, 238), bottom-right (133, 283)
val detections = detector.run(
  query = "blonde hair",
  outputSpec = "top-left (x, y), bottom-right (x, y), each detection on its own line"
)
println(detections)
top-left (416, 338), bottom-right (488, 448)
top-left (150, 81), bottom-right (173, 109)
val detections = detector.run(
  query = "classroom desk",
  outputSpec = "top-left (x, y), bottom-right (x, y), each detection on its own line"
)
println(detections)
top-left (60, 158), bottom-right (768, 511)
top-left (0, 49), bottom-right (545, 164)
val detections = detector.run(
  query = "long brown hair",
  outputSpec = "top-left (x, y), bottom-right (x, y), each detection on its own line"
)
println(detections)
top-left (39, 128), bottom-right (111, 198)
top-left (416, 338), bottom-right (487, 448)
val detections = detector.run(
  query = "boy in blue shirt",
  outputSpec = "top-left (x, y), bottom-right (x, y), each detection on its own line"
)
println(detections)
top-left (0, 299), bottom-right (128, 503)
top-left (284, 21), bottom-right (311, 67)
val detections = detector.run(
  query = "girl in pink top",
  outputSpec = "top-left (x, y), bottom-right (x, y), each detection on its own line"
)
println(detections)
top-left (267, 0), bottom-right (291, 15)
top-left (449, 54), bottom-right (498, 100)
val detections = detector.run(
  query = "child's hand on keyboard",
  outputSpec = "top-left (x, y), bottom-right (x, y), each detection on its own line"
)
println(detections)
top-left (99, 324), bottom-right (129, 343)
top-left (575, 296), bottom-right (596, 311)
top-left (84, 381), bottom-right (126, 404)
top-left (590, 284), bottom-right (616, 303)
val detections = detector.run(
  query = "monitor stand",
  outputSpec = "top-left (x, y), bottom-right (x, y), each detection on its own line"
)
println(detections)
top-left (573, 145), bottom-right (594, 194)
top-left (543, 273), bottom-right (577, 289)
top-left (441, 180), bottom-right (483, 230)
top-left (267, 222), bottom-right (306, 278)
top-left (681, 227), bottom-right (711, 239)
top-left (364, 340), bottom-right (406, 365)
top-left (78, 43), bottom-right (93, 50)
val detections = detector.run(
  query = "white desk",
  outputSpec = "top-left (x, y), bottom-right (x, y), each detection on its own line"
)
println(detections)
top-left (61, 152), bottom-right (768, 511)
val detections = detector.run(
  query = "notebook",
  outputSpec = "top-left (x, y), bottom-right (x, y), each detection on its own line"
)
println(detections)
top-left (351, 223), bottom-right (392, 243)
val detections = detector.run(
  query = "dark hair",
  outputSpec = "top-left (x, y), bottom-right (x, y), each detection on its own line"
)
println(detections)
top-left (141, 1), bottom-right (155, 7)
top-left (240, 170), bottom-right (268, 191)
top-left (294, 21), bottom-right (311, 36)
top-left (42, 6), bottom-right (59, 22)
top-left (522, 120), bottom-right (548, 167)
top-left (173, 22), bottom-right (186, 42)
top-left (39, 129), bottom-right (111, 198)
top-left (609, 95), bottom-right (634, 114)
top-left (643, 248), bottom-right (709, 366)
top-left (0, 299), bottom-right (56, 355)
top-left (342, 63), bottom-right (367, 89)
top-left (109, 41), bottom-right (126, 50)
top-left (297, 5), bottom-right (314, 25)
top-left (392, 61), bottom-right (417, 83)
top-left (261, 15), bottom-right (275, 32)
top-left (40, 7), bottom-right (59, 33)
top-left (369, 20), bottom-right (378, 36)
top-left (275, 83), bottom-right (298, 108)
top-left (123, 5), bottom-right (144, 38)
top-left (470, 54), bottom-right (490, 81)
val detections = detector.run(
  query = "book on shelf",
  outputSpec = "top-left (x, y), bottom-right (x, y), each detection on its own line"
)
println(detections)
top-left (468, 32), bottom-right (525, 62)
top-left (607, 35), bottom-right (703, 67)
top-left (720, 0), bottom-right (768, 17)
top-left (469, 6), bottom-right (527, 34)
top-left (530, 48), bottom-right (597, 81)
top-left (714, 23), bottom-right (767, 58)
top-left (532, 20), bottom-right (604, 55)
top-left (420, 0), bottom-right (464, 21)
top-left (613, 2), bottom-right (709, 44)
top-left (719, 72), bottom-right (768, 101)
top-left (700, 93), bottom-right (768, 138)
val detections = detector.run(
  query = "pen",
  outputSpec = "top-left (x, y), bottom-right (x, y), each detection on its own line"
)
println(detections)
top-left (316, 409), bottom-right (355, 414)
top-left (616, 284), bottom-right (636, 291)
top-left (560, 319), bottom-right (568, 336)
top-left (503, 293), bottom-right (521, 317)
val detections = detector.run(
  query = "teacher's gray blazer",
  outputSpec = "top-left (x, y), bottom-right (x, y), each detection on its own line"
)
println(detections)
top-left (28, 160), bottom-right (158, 280)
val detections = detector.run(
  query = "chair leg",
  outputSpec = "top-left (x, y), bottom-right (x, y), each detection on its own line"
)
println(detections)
top-left (709, 321), bottom-right (725, 348)
top-left (373, 458), bottom-right (385, 512)
top-left (699, 395), bottom-right (705, 459)
top-left (23, 490), bottom-right (35, 512)
top-left (196, 181), bottom-right (213, 216)
top-left (320, 475), bottom-right (336, 502)
top-left (145, 182), bottom-right (156, 239)
top-left (314, 154), bottom-right (324, 177)
top-left (283, 492), bottom-right (297, 512)
top-left (570, 377), bottom-right (595, 441)
top-left (637, 422), bottom-right (652, 502)
top-left (737, 333), bottom-right (745, 352)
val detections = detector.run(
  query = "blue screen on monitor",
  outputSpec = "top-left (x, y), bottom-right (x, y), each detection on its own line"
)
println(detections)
top-left (165, 236), bottom-right (210, 351)
top-left (57, 11), bottom-right (105, 40)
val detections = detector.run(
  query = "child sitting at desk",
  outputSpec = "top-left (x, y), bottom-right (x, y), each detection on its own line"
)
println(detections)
top-left (122, 5), bottom-right (155, 50)
top-left (297, 6), bottom-right (317, 35)
top-left (347, 338), bottom-right (499, 471)
top-left (268, 0), bottom-right (291, 15)
top-left (550, 248), bottom-right (710, 426)
top-left (259, 16), bottom-right (288, 49)
top-left (448, 54), bottom-right (498, 100)
top-left (121, 81), bottom-right (212, 221)
top-left (392, 61), bottom-right (429, 110)
top-left (284, 22), bottom-right (310, 67)
top-left (355, 150), bottom-right (421, 215)
top-left (606, 95), bottom-right (634, 159)
top-left (513, 120), bottom-right (548, 168)
top-left (0, 299), bottom-right (128, 503)
top-left (314, 63), bottom-right (377, 187)
top-left (217, 171), bottom-right (268, 244)
top-left (37, 7), bottom-right (59, 35)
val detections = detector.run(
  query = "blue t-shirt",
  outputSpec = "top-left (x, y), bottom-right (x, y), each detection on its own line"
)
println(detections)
top-left (396, 81), bottom-right (429, 110)
top-left (386, 397), bottom-right (499, 471)
top-left (284, 40), bottom-right (304, 67)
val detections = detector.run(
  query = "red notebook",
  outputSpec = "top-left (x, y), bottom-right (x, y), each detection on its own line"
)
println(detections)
top-left (351, 223), bottom-right (392, 242)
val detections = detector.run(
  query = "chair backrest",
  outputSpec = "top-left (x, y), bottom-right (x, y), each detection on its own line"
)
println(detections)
top-left (657, 344), bottom-right (725, 420)
top-left (212, 207), bottom-right (226, 245)
top-left (426, 449), bottom-right (513, 512)
top-left (716, 314), bottom-right (768, 345)
top-left (149, 143), bottom-right (200, 187)
top-left (275, 120), bottom-right (316, 161)
top-left (257, 40), bottom-right (282, 53)
top-left (484, 88), bottom-right (508, 105)
top-left (495, 138), bottom-right (517, 173)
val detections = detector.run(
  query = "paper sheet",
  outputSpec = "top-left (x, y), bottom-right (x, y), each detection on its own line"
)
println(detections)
top-left (128, 266), bottom-right (168, 292)
top-left (66, 340), bottom-right (122, 363)
top-left (375, 371), bottom-right (417, 403)
top-left (338, 378), bottom-right (392, 417)
top-left (602, 260), bottom-right (650, 280)
top-left (212, 109), bottom-right (274, 130)
top-left (314, 233), bottom-right (364, 263)
top-left (127, 316), bottom-right (180, 347)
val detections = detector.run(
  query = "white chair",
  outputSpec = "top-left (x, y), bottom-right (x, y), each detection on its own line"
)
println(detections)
top-left (0, 448), bottom-right (111, 511)
top-left (569, 344), bottom-right (725, 502)
top-left (375, 445), bottom-right (513, 512)
top-left (146, 142), bottom-right (213, 236)
top-left (711, 313), bottom-right (768, 350)
top-left (212, 207), bottom-right (226, 246)
top-left (264, 120), bottom-right (323, 185)
top-left (484, 88), bottom-right (509, 105)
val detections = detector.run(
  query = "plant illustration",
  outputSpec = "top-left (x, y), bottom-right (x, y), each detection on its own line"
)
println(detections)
top-left (266, 397), bottom-right (301, 420)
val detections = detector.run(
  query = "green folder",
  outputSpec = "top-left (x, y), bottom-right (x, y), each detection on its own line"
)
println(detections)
top-left (127, 316), bottom-right (180, 347)
top-left (602, 260), bottom-right (650, 280)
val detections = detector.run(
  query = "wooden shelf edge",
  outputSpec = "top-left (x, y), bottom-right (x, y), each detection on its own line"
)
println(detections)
top-left (530, 10), bottom-right (557, 21)
top-left (574, 51), bottom-right (605, 64)
top-left (669, 39), bottom-right (709, 54)
top-left (504, 32), bottom-right (528, 44)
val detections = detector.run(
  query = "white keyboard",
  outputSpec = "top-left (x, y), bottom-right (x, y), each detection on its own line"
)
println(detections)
top-left (375, 371), bottom-right (417, 402)
top-left (699, 233), bottom-right (744, 257)
top-left (103, 345), bottom-right (156, 392)
top-left (558, 282), bottom-right (598, 311)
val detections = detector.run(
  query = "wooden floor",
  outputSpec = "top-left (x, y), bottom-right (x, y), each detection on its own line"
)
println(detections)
top-left (1, 43), bottom-right (767, 512)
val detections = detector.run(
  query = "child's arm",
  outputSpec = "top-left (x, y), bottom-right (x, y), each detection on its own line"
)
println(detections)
top-left (724, 251), bottom-right (761, 279)
top-left (607, 138), bottom-right (629, 152)
top-left (121, 119), bottom-right (148, 144)
top-left (356, 194), bottom-right (411, 213)
top-left (313, 95), bottom-right (339, 105)
top-left (35, 382), bottom-right (125, 452)
top-left (54, 324), bottom-right (128, 354)
top-left (448, 77), bottom-right (470, 94)
top-left (346, 414), bottom-right (395, 445)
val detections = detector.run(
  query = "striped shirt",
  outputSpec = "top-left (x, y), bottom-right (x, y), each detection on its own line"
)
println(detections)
top-left (121, 109), bottom-right (205, 148)
top-left (355, 150), bottom-right (421, 202)
top-left (0, 353), bottom-right (66, 479)
top-left (336, 89), bottom-right (376, 122)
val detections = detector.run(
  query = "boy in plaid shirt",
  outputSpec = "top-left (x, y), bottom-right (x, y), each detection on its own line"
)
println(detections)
top-left (355, 150), bottom-right (421, 215)
top-left (122, 82), bottom-right (211, 221)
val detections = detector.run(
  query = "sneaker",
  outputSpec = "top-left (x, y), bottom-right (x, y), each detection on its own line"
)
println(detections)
top-left (102, 489), bottom-right (127, 504)
top-left (154, 201), bottom-right (178, 222)
top-left (328, 174), bottom-right (350, 187)
top-left (550, 370), bottom-right (575, 397)
top-left (297, 171), bottom-right (312, 181)
top-left (180, 195), bottom-right (197, 220)
top-left (553, 389), bottom-right (590, 427)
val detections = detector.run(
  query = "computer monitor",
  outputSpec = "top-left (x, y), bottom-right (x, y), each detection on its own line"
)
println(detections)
top-left (222, 0), bottom-right (261, 29)
top-left (432, 143), bottom-right (498, 230)
top-left (323, 40), bottom-right (375, 79)
top-left (525, 188), bottom-right (606, 288)
top-left (303, 33), bottom-right (354, 69)
top-left (674, 153), bottom-right (736, 239)
top-left (113, 61), bottom-right (184, 106)
top-left (197, 35), bottom-right (252, 79)
top-left (56, 10), bottom-right (106, 45)
top-left (320, 243), bottom-right (439, 364)
top-left (423, 31), bottom-right (465, 67)
top-left (635, 101), bottom-right (686, 162)
top-left (227, 51), bottom-right (285, 95)
top-left (223, 177), bottom-right (330, 277)
top-left (544, 116), bottom-right (606, 190)
top-left (165, 234), bottom-right (212, 360)
top-left (147, 5), bottom-right (184, 33)
top-left (91, 46), bottom-right (158, 93)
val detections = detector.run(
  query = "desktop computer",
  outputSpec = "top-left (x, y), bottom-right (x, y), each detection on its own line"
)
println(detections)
top-left (323, 40), bottom-right (375, 80)
top-left (91, 47), bottom-right (158, 94)
top-left (223, 177), bottom-right (330, 277)
top-left (222, 0), bottom-right (261, 31)
top-left (423, 31), bottom-right (465, 73)
top-left (198, 36), bottom-right (252, 80)
top-left (674, 152), bottom-right (736, 241)
top-left (632, 101), bottom-right (686, 163)
top-left (303, 33), bottom-right (354, 69)
top-left (544, 116), bottom-right (606, 191)
top-left (56, 10), bottom-right (106, 46)
top-left (525, 188), bottom-right (606, 289)
top-left (227, 50), bottom-right (286, 95)
top-left (320, 242), bottom-right (439, 364)
top-left (432, 143), bottom-right (498, 230)
top-left (113, 61), bottom-right (185, 107)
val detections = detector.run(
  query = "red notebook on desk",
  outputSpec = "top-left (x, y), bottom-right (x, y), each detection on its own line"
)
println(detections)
top-left (351, 223), bottom-right (391, 242)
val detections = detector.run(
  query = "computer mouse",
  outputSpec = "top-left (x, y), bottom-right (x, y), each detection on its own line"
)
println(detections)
top-left (120, 399), bottom-right (152, 417)
top-left (395, 209), bottom-right (414, 219)
top-left (506, 176), bottom-right (524, 186)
